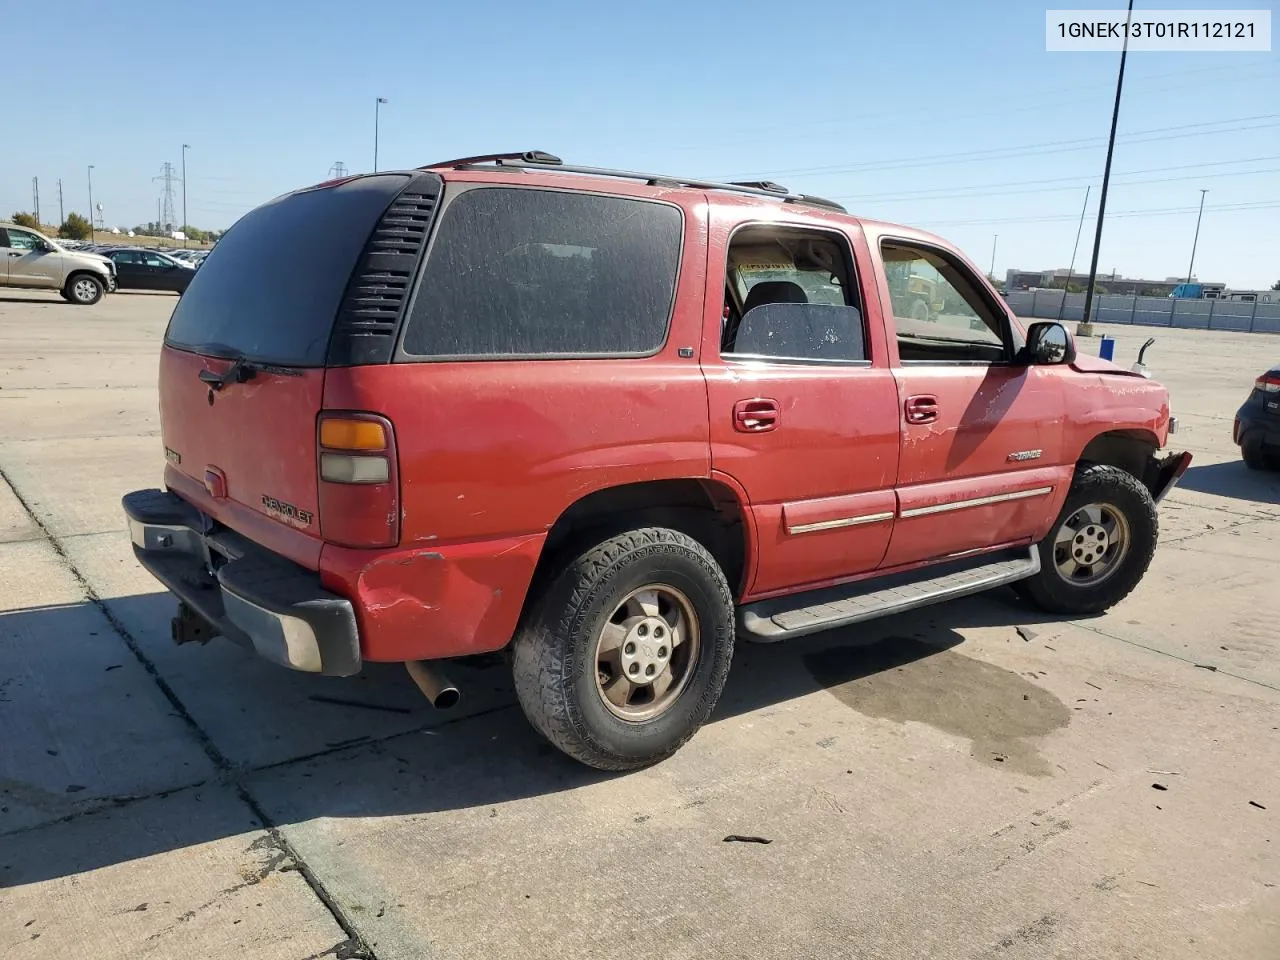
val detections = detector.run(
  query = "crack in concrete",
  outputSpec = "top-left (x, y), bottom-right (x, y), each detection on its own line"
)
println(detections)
top-left (0, 464), bottom-right (380, 960)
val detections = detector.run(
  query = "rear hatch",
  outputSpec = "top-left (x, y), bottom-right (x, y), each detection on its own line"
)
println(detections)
top-left (158, 172), bottom-right (435, 567)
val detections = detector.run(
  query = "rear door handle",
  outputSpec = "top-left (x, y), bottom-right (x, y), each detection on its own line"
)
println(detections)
top-left (733, 398), bottom-right (780, 433)
top-left (905, 394), bottom-right (939, 424)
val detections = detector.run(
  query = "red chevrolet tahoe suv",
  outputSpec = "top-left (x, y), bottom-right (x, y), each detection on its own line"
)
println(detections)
top-left (123, 151), bottom-right (1190, 770)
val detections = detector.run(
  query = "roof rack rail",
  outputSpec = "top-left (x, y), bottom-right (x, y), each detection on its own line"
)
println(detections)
top-left (423, 150), bottom-right (563, 169)
top-left (425, 152), bottom-right (846, 213)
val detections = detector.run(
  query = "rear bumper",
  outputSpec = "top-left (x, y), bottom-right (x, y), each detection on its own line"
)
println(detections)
top-left (122, 489), bottom-right (361, 676)
top-left (1235, 401), bottom-right (1280, 449)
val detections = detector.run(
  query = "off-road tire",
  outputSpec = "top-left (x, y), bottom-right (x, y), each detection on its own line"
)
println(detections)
top-left (64, 272), bottom-right (105, 305)
top-left (512, 527), bottom-right (735, 771)
top-left (1019, 463), bottom-right (1159, 616)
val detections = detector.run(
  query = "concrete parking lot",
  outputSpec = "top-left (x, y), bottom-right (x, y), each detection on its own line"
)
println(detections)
top-left (1, 288), bottom-right (1276, 959)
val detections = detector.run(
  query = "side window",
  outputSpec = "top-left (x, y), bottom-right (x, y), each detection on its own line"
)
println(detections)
top-left (881, 241), bottom-right (1007, 363)
top-left (722, 225), bottom-right (866, 363)
top-left (143, 253), bottom-right (171, 268)
top-left (114, 251), bottom-right (142, 265)
top-left (401, 187), bottom-right (682, 358)
top-left (7, 230), bottom-right (39, 252)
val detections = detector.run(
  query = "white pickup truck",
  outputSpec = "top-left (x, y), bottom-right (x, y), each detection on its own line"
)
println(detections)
top-left (0, 223), bottom-right (116, 304)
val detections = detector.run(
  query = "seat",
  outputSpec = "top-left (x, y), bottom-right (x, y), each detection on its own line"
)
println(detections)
top-left (734, 280), bottom-right (812, 357)
top-left (742, 279), bottom-right (808, 314)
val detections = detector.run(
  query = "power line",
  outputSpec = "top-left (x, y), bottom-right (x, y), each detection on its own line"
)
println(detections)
top-left (616, 60), bottom-right (1279, 157)
top-left (831, 154), bottom-right (1280, 203)
top-left (844, 164), bottom-right (1280, 207)
top-left (916, 197), bottom-right (1280, 228)
top-left (722, 114), bottom-right (1280, 181)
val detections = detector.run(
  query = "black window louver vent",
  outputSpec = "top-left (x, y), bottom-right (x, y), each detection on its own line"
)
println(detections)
top-left (327, 173), bottom-right (442, 366)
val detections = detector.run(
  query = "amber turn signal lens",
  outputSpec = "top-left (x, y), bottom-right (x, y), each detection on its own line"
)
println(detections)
top-left (320, 418), bottom-right (387, 451)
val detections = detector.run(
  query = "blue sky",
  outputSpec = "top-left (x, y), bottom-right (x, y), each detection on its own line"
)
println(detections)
top-left (5, 1), bottom-right (1277, 286)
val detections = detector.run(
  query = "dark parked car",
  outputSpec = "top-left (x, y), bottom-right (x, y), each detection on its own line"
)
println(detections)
top-left (1235, 367), bottom-right (1280, 469)
top-left (102, 248), bottom-right (195, 294)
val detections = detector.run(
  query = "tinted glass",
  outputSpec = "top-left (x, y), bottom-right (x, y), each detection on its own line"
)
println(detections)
top-left (401, 188), bottom-right (682, 358)
top-left (732, 302), bottom-right (866, 361)
top-left (165, 174), bottom-right (409, 365)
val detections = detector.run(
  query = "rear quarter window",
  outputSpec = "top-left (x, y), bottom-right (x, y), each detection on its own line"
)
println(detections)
top-left (399, 187), bottom-right (682, 359)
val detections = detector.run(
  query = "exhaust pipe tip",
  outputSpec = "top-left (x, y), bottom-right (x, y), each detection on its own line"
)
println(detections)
top-left (405, 659), bottom-right (460, 710)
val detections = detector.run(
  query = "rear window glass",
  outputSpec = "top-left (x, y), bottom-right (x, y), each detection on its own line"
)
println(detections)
top-left (164, 174), bottom-right (409, 365)
top-left (400, 187), bottom-right (682, 358)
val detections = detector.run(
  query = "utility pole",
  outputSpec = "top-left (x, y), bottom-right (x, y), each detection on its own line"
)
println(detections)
top-left (87, 165), bottom-right (95, 242)
top-left (182, 144), bottom-right (191, 247)
top-left (32, 177), bottom-right (40, 226)
top-left (1185, 188), bottom-right (1208, 286)
top-left (374, 97), bottom-right (388, 172)
top-left (989, 234), bottom-right (998, 278)
top-left (58, 179), bottom-right (65, 226)
top-left (1080, 0), bottom-right (1135, 336)
top-left (1057, 185), bottom-right (1091, 322)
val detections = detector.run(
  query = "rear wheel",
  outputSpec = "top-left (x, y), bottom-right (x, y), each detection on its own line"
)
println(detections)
top-left (1242, 439), bottom-right (1272, 471)
top-left (512, 527), bottom-right (735, 770)
top-left (1019, 464), bottom-right (1158, 616)
top-left (64, 273), bottom-right (104, 305)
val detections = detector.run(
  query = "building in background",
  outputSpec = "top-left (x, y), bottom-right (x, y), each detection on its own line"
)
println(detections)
top-left (1005, 268), bottom-right (1226, 298)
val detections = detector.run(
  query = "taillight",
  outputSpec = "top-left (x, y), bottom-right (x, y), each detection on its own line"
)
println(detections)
top-left (1255, 373), bottom-right (1280, 393)
top-left (317, 412), bottom-right (399, 548)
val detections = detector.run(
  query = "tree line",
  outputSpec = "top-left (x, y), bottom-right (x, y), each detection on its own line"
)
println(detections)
top-left (9, 211), bottom-right (221, 243)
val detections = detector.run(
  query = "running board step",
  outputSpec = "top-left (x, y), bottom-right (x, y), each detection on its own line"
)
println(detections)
top-left (739, 546), bottom-right (1040, 641)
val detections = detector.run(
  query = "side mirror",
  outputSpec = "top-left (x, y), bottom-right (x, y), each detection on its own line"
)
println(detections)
top-left (1022, 321), bottom-right (1075, 365)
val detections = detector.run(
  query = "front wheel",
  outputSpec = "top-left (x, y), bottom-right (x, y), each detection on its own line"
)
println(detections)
top-left (64, 273), bottom-right (105, 305)
top-left (1019, 464), bottom-right (1158, 616)
top-left (512, 527), bottom-right (735, 771)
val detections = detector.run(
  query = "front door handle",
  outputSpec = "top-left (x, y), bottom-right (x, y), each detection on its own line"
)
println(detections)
top-left (905, 394), bottom-right (939, 424)
top-left (733, 398), bottom-right (780, 433)
top-left (7, 252), bottom-right (23, 258)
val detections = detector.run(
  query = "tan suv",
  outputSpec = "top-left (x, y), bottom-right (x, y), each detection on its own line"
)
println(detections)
top-left (0, 223), bottom-right (116, 304)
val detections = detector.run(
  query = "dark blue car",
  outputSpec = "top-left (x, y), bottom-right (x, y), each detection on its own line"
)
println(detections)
top-left (1236, 367), bottom-right (1280, 469)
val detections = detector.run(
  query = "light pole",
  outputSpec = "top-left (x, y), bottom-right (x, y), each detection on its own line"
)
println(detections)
top-left (989, 234), bottom-right (998, 279)
top-left (374, 97), bottom-right (388, 172)
top-left (182, 144), bottom-right (190, 248)
top-left (1185, 189), bottom-right (1208, 286)
top-left (1080, 0), bottom-right (1135, 335)
top-left (87, 165), bottom-right (95, 242)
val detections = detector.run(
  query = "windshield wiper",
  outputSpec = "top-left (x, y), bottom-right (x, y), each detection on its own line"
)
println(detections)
top-left (198, 356), bottom-right (260, 391)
